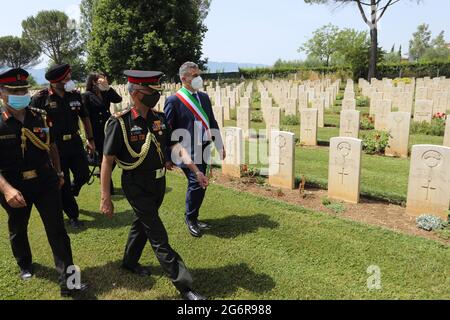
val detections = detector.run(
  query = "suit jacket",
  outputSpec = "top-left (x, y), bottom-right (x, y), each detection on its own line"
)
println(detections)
top-left (164, 90), bottom-right (223, 166)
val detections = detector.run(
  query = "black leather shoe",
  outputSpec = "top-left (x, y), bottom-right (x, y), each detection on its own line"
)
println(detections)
top-left (60, 283), bottom-right (89, 298)
top-left (19, 267), bottom-right (33, 281)
top-left (121, 264), bottom-right (152, 277)
top-left (68, 218), bottom-right (84, 229)
top-left (186, 220), bottom-right (202, 238)
top-left (197, 220), bottom-right (211, 230)
top-left (181, 289), bottom-right (207, 300)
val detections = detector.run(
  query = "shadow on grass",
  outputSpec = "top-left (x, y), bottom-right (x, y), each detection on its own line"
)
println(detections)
top-left (201, 214), bottom-right (279, 238)
top-left (189, 263), bottom-right (276, 299)
top-left (65, 209), bottom-right (135, 234)
top-left (33, 261), bottom-right (275, 300)
top-left (33, 260), bottom-right (156, 300)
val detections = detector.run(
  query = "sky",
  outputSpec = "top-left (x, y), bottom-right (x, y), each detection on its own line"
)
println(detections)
top-left (0, 0), bottom-right (448, 67)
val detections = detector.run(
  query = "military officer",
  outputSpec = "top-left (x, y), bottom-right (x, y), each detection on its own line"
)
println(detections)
top-left (0, 68), bottom-right (87, 297)
top-left (30, 63), bottom-right (95, 229)
top-left (100, 70), bottom-right (207, 300)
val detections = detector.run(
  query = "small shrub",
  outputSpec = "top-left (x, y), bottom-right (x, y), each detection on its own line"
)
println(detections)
top-left (321, 197), bottom-right (331, 206)
top-left (282, 115), bottom-right (300, 125)
top-left (360, 115), bottom-right (375, 130)
top-left (362, 131), bottom-right (391, 155)
top-left (410, 118), bottom-right (445, 137)
top-left (356, 97), bottom-right (369, 107)
top-left (251, 110), bottom-right (264, 123)
top-left (255, 176), bottom-right (266, 185)
top-left (326, 203), bottom-right (346, 213)
top-left (416, 215), bottom-right (447, 231)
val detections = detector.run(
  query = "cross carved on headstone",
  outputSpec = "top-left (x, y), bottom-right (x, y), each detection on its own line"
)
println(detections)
top-left (337, 167), bottom-right (350, 184)
top-left (421, 179), bottom-right (436, 201)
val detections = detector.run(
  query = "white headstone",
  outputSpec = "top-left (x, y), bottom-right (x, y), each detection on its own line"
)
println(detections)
top-left (300, 109), bottom-right (318, 146)
top-left (339, 110), bottom-right (360, 138)
top-left (222, 127), bottom-right (243, 178)
top-left (385, 112), bottom-right (411, 158)
top-left (237, 107), bottom-right (250, 139)
top-left (413, 100), bottom-right (433, 123)
top-left (269, 131), bottom-right (295, 190)
top-left (406, 145), bottom-right (450, 220)
top-left (328, 137), bottom-right (362, 204)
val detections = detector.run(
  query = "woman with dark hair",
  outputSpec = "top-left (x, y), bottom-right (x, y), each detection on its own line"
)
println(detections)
top-left (82, 73), bottom-right (122, 193)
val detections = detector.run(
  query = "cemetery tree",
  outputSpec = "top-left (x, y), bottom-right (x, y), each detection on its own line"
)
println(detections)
top-left (298, 23), bottom-right (339, 67)
top-left (0, 36), bottom-right (41, 69)
top-left (421, 31), bottom-right (450, 62)
top-left (304, 0), bottom-right (422, 79)
top-left (408, 23), bottom-right (432, 61)
top-left (333, 28), bottom-right (383, 79)
top-left (22, 10), bottom-right (83, 65)
top-left (80, 0), bottom-right (96, 52)
top-left (87, 0), bottom-right (209, 81)
top-left (409, 25), bottom-right (450, 63)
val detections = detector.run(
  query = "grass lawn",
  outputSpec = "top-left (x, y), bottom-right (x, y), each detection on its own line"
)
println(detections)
top-left (0, 171), bottom-right (448, 300)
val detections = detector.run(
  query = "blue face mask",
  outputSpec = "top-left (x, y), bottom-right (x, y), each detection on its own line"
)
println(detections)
top-left (8, 95), bottom-right (31, 110)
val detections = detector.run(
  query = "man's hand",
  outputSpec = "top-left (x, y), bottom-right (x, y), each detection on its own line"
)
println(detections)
top-left (165, 161), bottom-right (174, 171)
top-left (5, 187), bottom-right (27, 208)
top-left (86, 139), bottom-right (96, 155)
top-left (220, 147), bottom-right (227, 160)
top-left (100, 197), bottom-right (114, 218)
top-left (196, 172), bottom-right (209, 189)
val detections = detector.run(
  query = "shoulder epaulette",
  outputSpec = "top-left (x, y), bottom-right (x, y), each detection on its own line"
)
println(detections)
top-left (113, 108), bottom-right (131, 118)
top-left (36, 88), bottom-right (49, 98)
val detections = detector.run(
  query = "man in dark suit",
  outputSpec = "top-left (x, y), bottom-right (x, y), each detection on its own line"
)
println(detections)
top-left (164, 62), bottom-right (225, 238)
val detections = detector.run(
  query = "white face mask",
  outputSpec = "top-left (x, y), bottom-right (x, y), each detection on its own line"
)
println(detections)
top-left (64, 80), bottom-right (76, 92)
top-left (191, 76), bottom-right (203, 91)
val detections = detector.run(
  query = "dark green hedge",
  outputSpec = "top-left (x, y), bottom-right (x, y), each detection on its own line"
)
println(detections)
top-left (235, 61), bottom-right (450, 80)
top-left (377, 62), bottom-right (450, 79)
top-left (238, 66), bottom-right (352, 78)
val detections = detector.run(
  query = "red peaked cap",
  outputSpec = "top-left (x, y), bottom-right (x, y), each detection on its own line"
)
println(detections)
top-left (0, 68), bottom-right (30, 89)
top-left (124, 70), bottom-right (164, 90)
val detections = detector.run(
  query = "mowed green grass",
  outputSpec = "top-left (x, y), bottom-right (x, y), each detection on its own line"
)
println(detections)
top-left (0, 171), bottom-right (448, 300)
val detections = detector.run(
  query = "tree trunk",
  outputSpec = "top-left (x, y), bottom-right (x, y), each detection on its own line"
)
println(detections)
top-left (368, 1), bottom-right (378, 80)
top-left (368, 27), bottom-right (378, 80)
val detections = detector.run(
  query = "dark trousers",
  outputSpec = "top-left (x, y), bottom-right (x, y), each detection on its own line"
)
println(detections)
top-left (58, 138), bottom-right (90, 219)
top-left (181, 163), bottom-right (207, 222)
top-left (121, 172), bottom-right (193, 292)
top-left (0, 168), bottom-right (74, 284)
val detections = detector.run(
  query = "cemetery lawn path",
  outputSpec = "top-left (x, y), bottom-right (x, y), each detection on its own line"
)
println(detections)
top-left (0, 171), bottom-right (448, 300)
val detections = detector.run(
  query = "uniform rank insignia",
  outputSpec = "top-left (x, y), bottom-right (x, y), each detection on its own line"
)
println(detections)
top-left (152, 121), bottom-right (162, 131)
top-left (131, 125), bottom-right (143, 135)
top-left (33, 127), bottom-right (49, 138)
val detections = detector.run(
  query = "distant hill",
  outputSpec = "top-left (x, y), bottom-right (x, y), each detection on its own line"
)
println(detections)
top-left (206, 61), bottom-right (269, 73)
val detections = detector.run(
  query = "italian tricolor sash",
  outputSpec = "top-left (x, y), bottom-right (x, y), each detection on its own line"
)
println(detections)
top-left (176, 87), bottom-right (210, 133)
